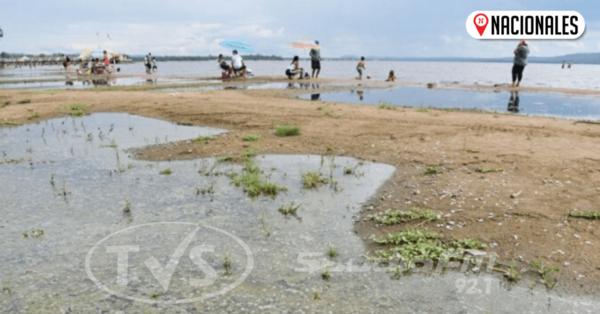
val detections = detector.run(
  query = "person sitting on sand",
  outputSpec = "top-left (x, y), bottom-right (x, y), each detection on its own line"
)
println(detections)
top-left (511, 40), bottom-right (529, 88)
top-left (286, 56), bottom-right (304, 79)
top-left (218, 54), bottom-right (233, 78)
top-left (386, 70), bottom-right (396, 82)
top-left (231, 50), bottom-right (247, 77)
top-left (356, 57), bottom-right (366, 79)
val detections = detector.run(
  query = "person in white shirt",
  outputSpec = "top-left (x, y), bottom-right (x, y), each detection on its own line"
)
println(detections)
top-left (231, 50), bottom-right (247, 77)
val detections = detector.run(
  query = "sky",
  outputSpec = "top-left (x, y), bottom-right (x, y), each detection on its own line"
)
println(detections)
top-left (1, 0), bottom-right (600, 58)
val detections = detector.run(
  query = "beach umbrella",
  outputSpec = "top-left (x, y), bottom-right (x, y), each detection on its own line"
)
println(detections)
top-left (290, 39), bottom-right (320, 50)
top-left (78, 48), bottom-right (93, 59)
top-left (219, 39), bottom-right (255, 53)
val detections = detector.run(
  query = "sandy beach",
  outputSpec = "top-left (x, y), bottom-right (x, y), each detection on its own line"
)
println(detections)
top-left (2, 80), bottom-right (600, 295)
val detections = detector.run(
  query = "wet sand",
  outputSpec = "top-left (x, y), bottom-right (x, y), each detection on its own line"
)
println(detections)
top-left (2, 81), bottom-right (600, 295)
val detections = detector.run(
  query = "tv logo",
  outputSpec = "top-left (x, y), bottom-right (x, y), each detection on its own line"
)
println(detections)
top-left (85, 222), bottom-right (254, 304)
top-left (466, 11), bottom-right (585, 39)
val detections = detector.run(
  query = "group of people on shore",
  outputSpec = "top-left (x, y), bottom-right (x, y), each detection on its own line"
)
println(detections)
top-left (215, 39), bottom-right (529, 88)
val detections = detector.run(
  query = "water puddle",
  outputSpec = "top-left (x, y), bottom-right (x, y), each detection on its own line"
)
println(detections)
top-left (0, 114), bottom-right (598, 312)
top-left (302, 86), bottom-right (600, 120)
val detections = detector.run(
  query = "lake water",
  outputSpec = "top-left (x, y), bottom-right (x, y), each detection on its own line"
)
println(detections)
top-left (2, 61), bottom-right (600, 90)
top-left (301, 86), bottom-right (600, 120)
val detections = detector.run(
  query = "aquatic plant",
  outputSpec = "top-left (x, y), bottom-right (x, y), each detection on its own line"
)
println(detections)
top-left (259, 210), bottom-right (272, 237)
top-left (312, 289), bottom-right (321, 300)
top-left (321, 268), bottom-right (331, 280)
top-left (151, 292), bottom-right (158, 300)
top-left (328, 247), bottom-right (338, 258)
top-left (344, 167), bottom-right (354, 175)
top-left (475, 167), bottom-right (503, 173)
top-left (374, 208), bottom-right (438, 225)
top-left (159, 168), bottom-right (172, 175)
top-left (423, 166), bottom-right (443, 175)
top-left (278, 202), bottom-right (300, 218)
top-left (275, 125), bottom-right (300, 137)
top-left (122, 200), bottom-right (132, 215)
top-left (568, 210), bottom-right (600, 220)
top-left (228, 159), bottom-right (286, 198)
top-left (223, 253), bottom-right (232, 275)
top-left (242, 133), bottom-right (260, 142)
top-left (23, 228), bottom-right (44, 239)
top-left (301, 171), bottom-right (328, 189)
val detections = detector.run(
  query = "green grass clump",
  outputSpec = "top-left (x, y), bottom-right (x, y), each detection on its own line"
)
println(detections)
top-left (568, 210), bottom-right (600, 220)
top-left (18, 99), bottom-right (31, 104)
top-left (229, 159), bottom-right (287, 198)
top-left (505, 260), bottom-right (523, 282)
top-left (275, 125), bottom-right (300, 137)
top-left (1, 100), bottom-right (10, 107)
top-left (321, 268), bottom-right (331, 280)
top-left (23, 228), bottom-right (44, 239)
top-left (192, 135), bottom-right (217, 147)
top-left (278, 202), bottom-right (300, 217)
top-left (378, 103), bottom-right (397, 110)
top-left (475, 167), bottom-right (503, 173)
top-left (242, 133), bottom-right (261, 142)
top-left (367, 229), bottom-right (488, 272)
top-left (374, 208), bottom-right (438, 225)
top-left (28, 112), bottom-right (40, 120)
top-left (223, 253), bottom-right (232, 275)
top-left (301, 171), bottom-right (329, 189)
top-left (416, 108), bottom-right (430, 113)
top-left (328, 247), bottom-right (338, 258)
top-left (424, 166), bottom-right (443, 175)
top-left (451, 238), bottom-right (487, 250)
top-left (312, 289), bottom-right (321, 300)
top-left (0, 121), bottom-right (21, 126)
top-left (467, 148), bottom-right (480, 153)
top-left (531, 259), bottom-right (560, 290)
top-left (62, 103), bottom-right (88, 117)
top-left (159, 168), bottom-right (172, 175)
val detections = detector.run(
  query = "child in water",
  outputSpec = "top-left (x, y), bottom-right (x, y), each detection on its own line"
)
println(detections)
top-left (386, 70), bottom-right (396, 82)
top-left (356, 57), bottom-right (365, 79)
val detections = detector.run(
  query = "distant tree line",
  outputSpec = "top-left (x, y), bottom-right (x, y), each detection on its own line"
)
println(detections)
top-left (130, 54), bottom-right (284, 62)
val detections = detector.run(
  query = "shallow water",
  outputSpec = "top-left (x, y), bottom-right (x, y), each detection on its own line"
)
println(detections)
top-left (0, 114), bottom-right (599, 313)
top-left (3, 61), bottom-right (600, 90)
top-left (302, 86), bottom-right (600, 120)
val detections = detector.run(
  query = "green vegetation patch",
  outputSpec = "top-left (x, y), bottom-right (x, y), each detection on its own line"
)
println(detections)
top-left (228, 159), bottom-right (287, 198)
top-left (275, 125), bottom-right (300, 137)
top-left (569, 210), bottom-right (600, 220)
top-left (424, 166), bottom-right (443, 175)
top-left (301, 171), bottom-right (329, 189)
top-left (374, 208), bottom-right (438, 225)
top-left (61, 103), bottom-right (88, 117)
top-left (475, 167), bottom-right (503, 173)
top-left (242, 133), bottom-right (261, 142)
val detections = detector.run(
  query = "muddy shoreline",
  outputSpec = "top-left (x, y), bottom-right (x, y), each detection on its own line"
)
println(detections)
top-left (2, 82), bottom-right (600, 296)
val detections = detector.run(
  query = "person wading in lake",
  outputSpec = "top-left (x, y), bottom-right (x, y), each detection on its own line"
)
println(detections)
top-left (511, 40), bottom-right (529, 88)
top-left (310, 40), bottom-right (321, 78)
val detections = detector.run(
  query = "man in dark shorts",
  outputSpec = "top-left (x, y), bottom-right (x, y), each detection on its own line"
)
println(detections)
top-left (310, 40), bottom-right (321, 78)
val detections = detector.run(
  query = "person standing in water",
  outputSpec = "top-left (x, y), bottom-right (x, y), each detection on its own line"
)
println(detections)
top-left (356, 57), bottom-right (366, 80)
top-left (310, 40), bottom-right (321, 78)
top-left (511, 40), bottom-right (529, 88)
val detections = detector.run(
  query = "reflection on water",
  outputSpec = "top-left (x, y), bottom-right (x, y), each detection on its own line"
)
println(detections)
top-left (508, 91), bottom-right (520, 113)
top-left (302, 86), bottom-right (600, 120)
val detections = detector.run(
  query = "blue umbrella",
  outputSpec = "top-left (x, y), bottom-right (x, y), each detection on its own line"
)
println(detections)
top-left (219, 39), bottom-right (255, 53)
